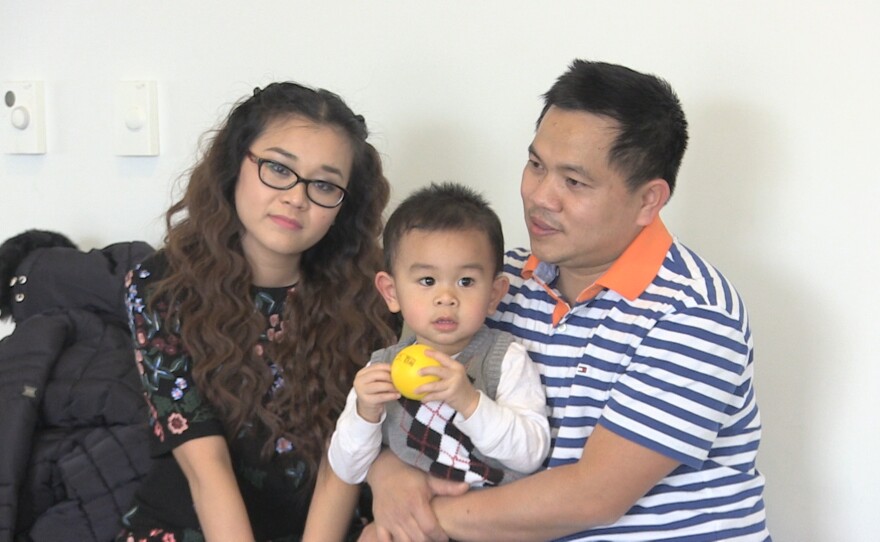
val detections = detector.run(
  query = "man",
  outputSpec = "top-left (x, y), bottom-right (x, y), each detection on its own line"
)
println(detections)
top-left (363, 59), bottom-right (771, 541)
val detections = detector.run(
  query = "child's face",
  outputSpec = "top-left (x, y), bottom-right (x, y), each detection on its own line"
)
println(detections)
top-left (376, 229), bottom-right (508, 356)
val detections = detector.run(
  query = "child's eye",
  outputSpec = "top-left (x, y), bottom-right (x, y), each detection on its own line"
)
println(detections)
top-left (458, 277), bottom-right (475, 287)
top-left (418, 277), bottom-right (435, 286)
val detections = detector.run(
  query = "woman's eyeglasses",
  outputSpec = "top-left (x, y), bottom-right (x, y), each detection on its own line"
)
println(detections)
top-left (246, 151), bottom-right (348, 208)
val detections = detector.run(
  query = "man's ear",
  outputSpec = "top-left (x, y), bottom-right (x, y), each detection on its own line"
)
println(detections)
top-left (636, 178), bottom-right (671, 227)
top-left (374, 271), bottom-right (401, 313)
top-left (487, 274), bottom-right (510, 315)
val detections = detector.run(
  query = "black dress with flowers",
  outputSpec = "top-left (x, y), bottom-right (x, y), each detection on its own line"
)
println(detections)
top-left (117, 251), bottom-right (310, 542)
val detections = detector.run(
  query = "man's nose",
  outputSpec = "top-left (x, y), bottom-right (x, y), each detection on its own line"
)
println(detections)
top-left (526, 174), bottom-right (561, 209)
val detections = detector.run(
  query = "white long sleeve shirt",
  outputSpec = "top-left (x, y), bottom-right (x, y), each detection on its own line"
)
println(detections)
top-left (328, 340), bottom-right (550, 486)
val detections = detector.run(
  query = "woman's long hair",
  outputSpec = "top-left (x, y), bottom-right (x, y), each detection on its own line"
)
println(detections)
top-left (151, 82), bottom-right (398, 476)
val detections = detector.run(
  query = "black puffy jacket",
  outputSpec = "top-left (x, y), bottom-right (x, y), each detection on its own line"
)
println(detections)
top-left (0, 231), bottom-right (154, 542)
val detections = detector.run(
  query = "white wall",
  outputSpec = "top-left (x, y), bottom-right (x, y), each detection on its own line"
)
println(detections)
top-left (2, 1), bottom-right (878, 539)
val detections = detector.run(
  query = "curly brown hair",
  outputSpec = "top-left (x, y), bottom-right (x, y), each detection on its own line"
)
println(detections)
top-left (150, 82), bottom-right (398, 477)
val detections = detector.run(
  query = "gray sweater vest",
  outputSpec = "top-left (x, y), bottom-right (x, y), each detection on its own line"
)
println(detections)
top-left (371, 325), bottom-right (526, 486)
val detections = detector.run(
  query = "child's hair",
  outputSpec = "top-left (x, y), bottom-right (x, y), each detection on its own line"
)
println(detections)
top-left (383, 182), bottom-right (504, 275)
top-left (150, 82), bottom-right (398, 476)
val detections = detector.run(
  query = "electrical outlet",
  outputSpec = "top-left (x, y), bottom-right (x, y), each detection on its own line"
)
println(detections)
top-left (1, 81), bottom-right (46, 154)
top-left (114, 81), bottom-right (159, 156)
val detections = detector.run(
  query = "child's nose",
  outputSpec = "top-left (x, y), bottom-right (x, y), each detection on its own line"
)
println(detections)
top-left (434, 289), bottom-right (458, 306)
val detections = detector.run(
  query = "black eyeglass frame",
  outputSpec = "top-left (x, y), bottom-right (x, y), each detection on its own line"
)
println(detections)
top-left (245, 151), bottom-right (349, 209)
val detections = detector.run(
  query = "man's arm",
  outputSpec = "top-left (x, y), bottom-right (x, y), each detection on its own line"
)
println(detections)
top-left (365, 450), bottom-right (469, 542)
top-left (433, 424), bottom-right (680, 541)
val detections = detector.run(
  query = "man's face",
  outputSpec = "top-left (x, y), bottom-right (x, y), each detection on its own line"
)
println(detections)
top-left (521, 106), bottom-right (653, 295)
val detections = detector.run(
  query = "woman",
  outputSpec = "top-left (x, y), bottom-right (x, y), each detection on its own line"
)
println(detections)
top-left (119, 82), bottom-right (398, 542)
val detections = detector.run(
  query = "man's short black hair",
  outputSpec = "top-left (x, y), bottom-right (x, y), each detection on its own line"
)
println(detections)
top-left (539, 59), bottom-right (689, 195)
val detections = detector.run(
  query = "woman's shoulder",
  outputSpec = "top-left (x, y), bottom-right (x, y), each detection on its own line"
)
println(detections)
top-left (133, 249), bottom-right (170, 280)
top-left (127, 250), bottom-right (171, 303)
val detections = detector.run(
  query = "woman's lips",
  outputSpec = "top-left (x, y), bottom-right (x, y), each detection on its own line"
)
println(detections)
top-left (270, 214), bottom-right (302, 230)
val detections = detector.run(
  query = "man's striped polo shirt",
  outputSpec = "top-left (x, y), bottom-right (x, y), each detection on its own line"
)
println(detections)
top-left (487, 218), bottom-right (770, 541)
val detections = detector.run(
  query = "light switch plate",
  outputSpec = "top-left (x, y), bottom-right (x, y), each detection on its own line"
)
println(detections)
top-left (114, 80), bottom-right (159, 156)
top-left (1, 81), bottom-right (46, 154)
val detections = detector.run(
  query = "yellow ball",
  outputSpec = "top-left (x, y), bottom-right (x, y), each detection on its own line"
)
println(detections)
top-left (391, 344), bottom-right (441, 401)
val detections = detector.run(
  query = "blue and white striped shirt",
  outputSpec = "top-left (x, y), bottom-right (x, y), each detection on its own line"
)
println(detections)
top-left (487, 218), bottom-right (770, 541)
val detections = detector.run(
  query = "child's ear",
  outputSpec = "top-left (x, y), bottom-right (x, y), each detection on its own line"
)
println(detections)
top-left (374, 271), bottom-right (401, 313)
top-left (487, 274), bottom-right (510, 315)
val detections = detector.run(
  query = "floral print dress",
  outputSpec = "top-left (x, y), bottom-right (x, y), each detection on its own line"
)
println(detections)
top-left (117, 252), bottom-right (309, 542)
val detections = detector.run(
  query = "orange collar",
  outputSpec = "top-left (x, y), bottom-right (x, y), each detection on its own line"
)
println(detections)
top-left (523, 217), bottom-right (672, 311)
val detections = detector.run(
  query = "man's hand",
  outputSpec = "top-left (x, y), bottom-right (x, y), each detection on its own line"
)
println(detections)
top-left (362, 450), bottom-right (468, 541)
